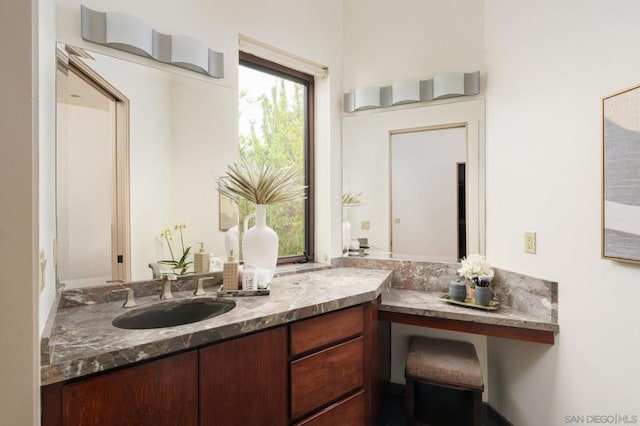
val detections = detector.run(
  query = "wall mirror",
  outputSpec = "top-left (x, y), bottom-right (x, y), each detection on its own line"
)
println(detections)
top-left (56, 43), bottom-right (238, 288)
top-left (342, 98), bottom-right (485, 261)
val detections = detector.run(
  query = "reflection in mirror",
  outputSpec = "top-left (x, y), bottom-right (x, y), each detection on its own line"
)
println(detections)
top-left (342, 99), bottom-right (485, 261)
top-left (390, 126), bottom-right (466, 262)
top-left (56, 44), bottom-right (238, 287)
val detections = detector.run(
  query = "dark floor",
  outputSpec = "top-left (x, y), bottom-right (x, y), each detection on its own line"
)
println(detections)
top-left (375, 383), bottom-right (513, 426)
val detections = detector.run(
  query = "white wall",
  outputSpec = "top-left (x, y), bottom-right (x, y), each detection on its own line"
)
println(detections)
top-left (169, 76), bottom-right (238, 266)
top-left (342, 0), bottom-right (485, 93)
top-left (0, 2), bottom-right (40, 426)
top-left (38, 0), bottom-right (57, 334)
top-left (485, 1), bottom-right (640, 424)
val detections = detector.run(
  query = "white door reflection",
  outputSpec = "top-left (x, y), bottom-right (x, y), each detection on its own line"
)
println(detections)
top-left (391, 126), bottom-right (466, 261)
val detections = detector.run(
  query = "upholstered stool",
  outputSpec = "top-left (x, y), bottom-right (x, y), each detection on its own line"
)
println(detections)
top-left (405, 336), bottom-right (484, 426)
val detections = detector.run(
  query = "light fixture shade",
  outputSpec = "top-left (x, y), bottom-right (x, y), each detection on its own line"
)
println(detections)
top-left (433, 72), bottom-right (465, 99)
top-left (208, 51), bottom-right (224, 79)
top-left (344, 92), bottom-right (356, 113)
top-left (171, 34), bottom-right (209, 73)
top-left (105, 11), bottom-right (153, 57)
top-left (354, 86), bottom-right (381, 111)
top-left (392, 80), bottom-right (420, 105)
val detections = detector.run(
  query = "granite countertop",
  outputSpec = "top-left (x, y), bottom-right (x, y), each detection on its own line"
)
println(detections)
top-left (41, 267), bottom-right (392, 386)
top-left (380, 287), bottom-right (559, 333)
top-left (42, 261), bottom-right (560, 386)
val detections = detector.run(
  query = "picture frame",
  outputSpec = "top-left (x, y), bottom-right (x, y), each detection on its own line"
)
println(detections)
top-left (602, 83), bottom-right (640, 264)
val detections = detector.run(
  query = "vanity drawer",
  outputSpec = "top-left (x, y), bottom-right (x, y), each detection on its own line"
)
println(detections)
top-left (290, 336), bottom-right (364, 420)
top-left (290, 305), bottom-right (363, 355)
top-left (294, 390), bottom-right (365, 426)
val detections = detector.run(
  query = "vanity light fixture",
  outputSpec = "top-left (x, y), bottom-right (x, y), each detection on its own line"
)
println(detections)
top-left (80, 5), bottom-right (224, 78)
top-left (343, 71), bottom-right (480, 112)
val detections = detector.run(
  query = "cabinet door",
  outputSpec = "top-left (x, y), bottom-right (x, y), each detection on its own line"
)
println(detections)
top-left (199, 326), bottom-right (288, 426)
top-left (63, 351), bottom-right (198, 426)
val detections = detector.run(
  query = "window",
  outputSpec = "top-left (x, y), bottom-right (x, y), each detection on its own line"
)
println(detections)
top-left (238, 52), bottom-right (314, 263)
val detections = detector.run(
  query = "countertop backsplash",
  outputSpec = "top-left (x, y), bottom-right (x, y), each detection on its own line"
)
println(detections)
top-left (334, 255), bottom-right (558, 323)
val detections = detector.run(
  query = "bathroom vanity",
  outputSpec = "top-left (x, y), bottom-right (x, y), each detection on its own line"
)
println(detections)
top-left (40, 263), bottom-right (558, 425)
top-left (40, 268), bottom-right (391, 426)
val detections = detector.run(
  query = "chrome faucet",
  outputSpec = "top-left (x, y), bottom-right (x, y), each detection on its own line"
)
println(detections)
top-left (160, 273), bottom-right (177, 300)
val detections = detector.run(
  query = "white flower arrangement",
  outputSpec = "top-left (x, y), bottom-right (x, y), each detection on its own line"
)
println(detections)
top-left (458, 254), bottom-right (494, 286)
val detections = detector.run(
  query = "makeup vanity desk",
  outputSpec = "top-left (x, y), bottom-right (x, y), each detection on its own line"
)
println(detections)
top-left (335, 256), bottom-right (559, 345)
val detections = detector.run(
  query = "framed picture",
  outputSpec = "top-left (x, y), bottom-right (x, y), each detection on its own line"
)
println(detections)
top-left (602, 83), bottom-right (640, 263)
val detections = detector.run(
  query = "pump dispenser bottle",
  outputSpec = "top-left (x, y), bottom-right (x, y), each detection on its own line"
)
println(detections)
top-left (194, 242), bottom-right (211, 274)
top-left (223, 249), bottom-right (239, 290)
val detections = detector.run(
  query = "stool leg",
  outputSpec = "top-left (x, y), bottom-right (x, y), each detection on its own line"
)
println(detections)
top-left (405, 378), bottom-right (415, 425)
top-left (472, 389), bottom-right (482, 426)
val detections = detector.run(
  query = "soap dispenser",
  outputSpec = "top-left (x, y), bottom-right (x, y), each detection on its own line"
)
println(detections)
top-left (223, 249), bottom-right (239, 291)
top-left (194, 242), bottom-right (211, 274)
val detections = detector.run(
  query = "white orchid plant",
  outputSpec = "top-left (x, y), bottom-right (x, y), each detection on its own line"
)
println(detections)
top-left (159, 223), bottom-right (192, 275)
top-left (457, 254), bottom-right (494, 287)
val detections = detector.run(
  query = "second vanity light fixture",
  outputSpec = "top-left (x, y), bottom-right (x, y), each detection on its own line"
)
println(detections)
top-left (343, 71), bottom-right (480, 112)
top-left (80, 5), bottom-right (224, 78)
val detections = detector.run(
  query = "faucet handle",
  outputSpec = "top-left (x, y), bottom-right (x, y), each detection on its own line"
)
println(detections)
top-left (160, 273), bottom-right (176, 300)
top-left (194, 277), bottom-right (209, 296)
top-left (111, 288), bottom-right (137, 308)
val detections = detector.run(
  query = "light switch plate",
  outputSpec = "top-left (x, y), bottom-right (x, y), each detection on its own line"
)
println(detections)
top-left (524, 232), bottom-right (536, 254)
top-left (361, 220), bottom-right (370, 230)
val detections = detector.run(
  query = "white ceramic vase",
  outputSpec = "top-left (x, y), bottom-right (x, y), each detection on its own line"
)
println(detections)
top-left (342, 207), bottom-right (351, 254)
top-left (242, 204), bottom-right (278, 278)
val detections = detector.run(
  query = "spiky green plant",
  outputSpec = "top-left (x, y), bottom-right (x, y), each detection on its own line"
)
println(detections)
top-left (342, 190), bottom-right (363, 207)
top-left (217, 159), bottom-right (307, 205)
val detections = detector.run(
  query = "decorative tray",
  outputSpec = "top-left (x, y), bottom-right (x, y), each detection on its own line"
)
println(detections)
top-left (441, 294), bottom-right (500, 311)
top-left (217, 285), bottom-right (270, 297)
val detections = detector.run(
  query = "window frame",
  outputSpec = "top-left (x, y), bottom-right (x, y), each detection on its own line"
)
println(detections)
top-left (239, 51), bottom-right (315, 264)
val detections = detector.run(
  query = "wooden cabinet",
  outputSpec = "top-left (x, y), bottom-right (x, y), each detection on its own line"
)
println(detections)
top-left (41, 302), bottom-right (383, 426)
top-left (199, 326), bottom-right (288, 426)
top-left (289, 305), bottom-right (368, 425)
top-left (61, 351), bottom-right (197, 426)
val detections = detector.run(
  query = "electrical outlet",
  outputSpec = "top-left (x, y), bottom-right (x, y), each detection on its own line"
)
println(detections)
top-left (361, 220), bottom-right (370, 230)
top-left (524, 232), bottom-right (536, 254)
